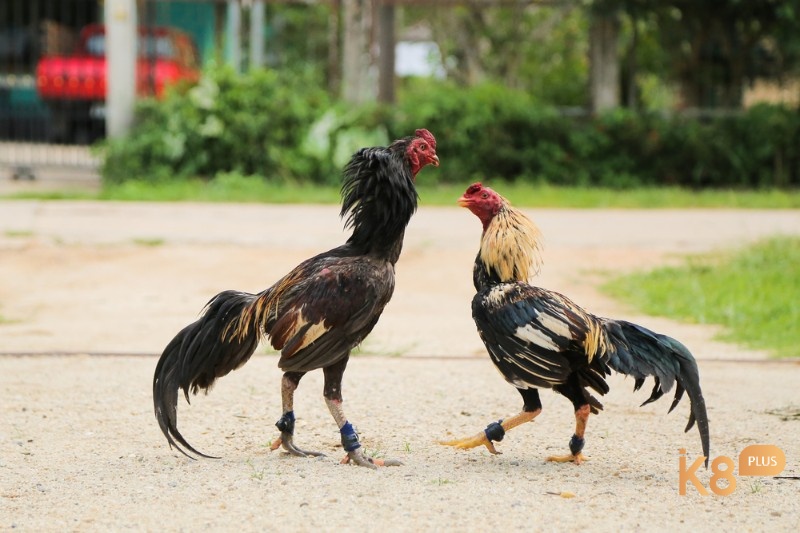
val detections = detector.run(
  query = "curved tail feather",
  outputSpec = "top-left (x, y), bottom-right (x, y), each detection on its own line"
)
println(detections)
top-left (604, 319), bottom-right (710, 467)
top-left (153, 290), bottom-right (264, 459)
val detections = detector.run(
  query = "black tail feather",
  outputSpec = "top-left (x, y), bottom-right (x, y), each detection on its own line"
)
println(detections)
top-left (153, 290), bottom-right (263, 459)
top-left (668, 382), bottom-right (685, 414)
top-left (605, 319), bottom-right (710, 467)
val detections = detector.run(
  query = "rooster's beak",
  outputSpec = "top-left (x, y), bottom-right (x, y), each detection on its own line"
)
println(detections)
top-left (457, 195), bottom-right (469, 207)
top-left (431, 155), bottom-right (440, 167)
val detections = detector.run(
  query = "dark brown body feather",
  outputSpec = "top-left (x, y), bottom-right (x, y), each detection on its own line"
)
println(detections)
top-left (153, 138), bottom-right (420, 458)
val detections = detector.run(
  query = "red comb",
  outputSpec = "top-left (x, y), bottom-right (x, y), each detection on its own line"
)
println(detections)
top-left (415, 129), bottom-right (436, 149)
top-left (466, 182), bottom-right (483, 194)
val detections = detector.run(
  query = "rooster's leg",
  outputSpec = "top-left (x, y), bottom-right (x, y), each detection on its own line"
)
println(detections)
top-left (269, 371), bottom-right (325, 457)
top-left (547, 377), bottom-right (592, 465)
top-left (439, 388), bottom-right (542, 454)
top-left (323, 358), bottom-right (402, 469)
top-left (546, 404), bottom-right (590, 464)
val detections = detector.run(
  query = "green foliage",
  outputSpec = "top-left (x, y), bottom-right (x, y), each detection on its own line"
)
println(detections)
top-left (100, 65), bottom-right (330, 184)
top-left (98, 68), bottom-right (800, 190)
top-left (391, 81), bottom-right (800, 187)
top-left (410, 3), bottom-right (589, 105)
top-left (262, 4), bottom-right (330, 73)
top-left (603, 237), bottom-right (800, 358)
top-left (301, 104), bottom-right (391, 184)
top-left (601, 0), bottom-right (800, 108)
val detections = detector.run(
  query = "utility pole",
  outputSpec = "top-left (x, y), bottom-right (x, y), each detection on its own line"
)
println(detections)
top-left (105, 0), bottom-right (137, 138)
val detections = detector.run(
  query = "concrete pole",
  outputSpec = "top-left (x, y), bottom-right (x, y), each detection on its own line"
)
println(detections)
top-left (226, 0), bottom-right (242, 72)
top-left (105, 0), bottom-right (137, 138)
top-left (250, 0), bottom-right (265, 70)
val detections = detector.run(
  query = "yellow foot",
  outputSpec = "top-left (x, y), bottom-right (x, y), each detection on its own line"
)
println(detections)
top-left (546, 452), bottom-right (590, 465)
top-left (439, 433), bottom-right (500, 454)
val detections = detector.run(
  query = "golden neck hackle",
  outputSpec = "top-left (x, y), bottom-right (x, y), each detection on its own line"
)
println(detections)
top-left (480, 201), bottom-right (544, 284)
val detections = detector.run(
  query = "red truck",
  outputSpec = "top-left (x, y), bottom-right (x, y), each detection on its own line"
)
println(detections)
top-left (36, 24), bottom-right (200, 143)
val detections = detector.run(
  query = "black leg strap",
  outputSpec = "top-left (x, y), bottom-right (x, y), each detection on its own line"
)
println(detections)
top-left (275, 411), bottom-right (296, 435)
top-left (484, 420), bottom-right (505, 442)
top-left (569, 434), bottom-right (585, 455)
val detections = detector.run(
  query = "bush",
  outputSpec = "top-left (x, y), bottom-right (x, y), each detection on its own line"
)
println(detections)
top-left (100, 65), bottom-right (330, 184)
top-left (390, 81), bottom-right (800, 188)
top-left (100, 72), bottom-right (800, 189)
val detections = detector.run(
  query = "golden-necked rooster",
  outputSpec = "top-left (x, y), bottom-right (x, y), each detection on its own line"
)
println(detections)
top-left (441, 183), bottom-right (709, 466)
top-left (153, 129), bottom-right (438, 468)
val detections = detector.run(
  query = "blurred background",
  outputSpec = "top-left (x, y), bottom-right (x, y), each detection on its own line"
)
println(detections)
top-left (0, 0), bottom-right (798, 188)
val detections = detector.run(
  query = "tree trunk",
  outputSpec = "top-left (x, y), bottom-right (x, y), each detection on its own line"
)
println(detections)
top-left (341, 0), bottom-right (373, 104)
top-left (589, 11), bottom-right (620, 113)
top-left (377, 3), bottom-right (395, 104)
top-left (622, 13), bottom-right (638, 110)
top-left (328, 0), bottom-right (341, 96)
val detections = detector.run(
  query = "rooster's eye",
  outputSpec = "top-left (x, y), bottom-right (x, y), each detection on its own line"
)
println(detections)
top-left (481, 193), bottom-right (488, 199)
top-left (419, 144), bottom-right (427, 151)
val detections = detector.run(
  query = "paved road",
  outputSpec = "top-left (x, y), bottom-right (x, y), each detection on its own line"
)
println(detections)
top-left (1, 200), bottom-right (799, 358)
top-left (2, 200), bottom-right (799, 531)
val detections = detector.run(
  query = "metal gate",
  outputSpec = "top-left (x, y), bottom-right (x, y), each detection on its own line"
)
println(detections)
top-left (0, 0), bottom-right (218, 183)
top-left (0, 0), bottom-right (97, 181)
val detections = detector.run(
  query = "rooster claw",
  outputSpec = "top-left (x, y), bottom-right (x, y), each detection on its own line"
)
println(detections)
top-left (439, 433), bottom-right (501, 454)
top-left (270, 433), bottom-right (325, 458)
top-left (546, 452), bottom-right (589, 465)
top-left (340, 449), bottom-right (403, 469)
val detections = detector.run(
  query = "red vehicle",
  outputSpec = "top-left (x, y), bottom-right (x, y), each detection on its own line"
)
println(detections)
top-left (36, 24), bottom-right (200, 142)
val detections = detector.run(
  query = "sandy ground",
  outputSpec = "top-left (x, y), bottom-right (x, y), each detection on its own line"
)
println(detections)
top-left (1, 200), bottom-right (800, 531)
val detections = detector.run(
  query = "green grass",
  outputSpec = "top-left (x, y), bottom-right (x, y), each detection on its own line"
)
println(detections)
top-left (4, 175), bottom-right (800, 208)
top-left (418, 182), bottom-right (800, 209)
top-left (603, 237), bottom-right (800, 358)
top-left (97, 176), bottom-right (342, 204)
top-left (132, 237), bottom-right (165, 247)
top-left (4, 230), bottom-right (34, 238)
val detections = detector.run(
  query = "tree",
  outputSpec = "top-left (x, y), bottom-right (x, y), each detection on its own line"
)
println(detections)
top-left (341, 0), bottom-right (373, 103)
top-left (611, 0), bottom-right (800, 108)
top-left (589, 4), bottom-right (621, 112)
top-left (417, 1), bottom-right (589, 106)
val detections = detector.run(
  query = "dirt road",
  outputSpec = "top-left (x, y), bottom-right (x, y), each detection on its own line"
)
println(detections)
top-left (1, 200), bottom-right (799, 531)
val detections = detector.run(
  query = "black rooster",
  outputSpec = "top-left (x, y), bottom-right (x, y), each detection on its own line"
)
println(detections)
top-left (441, 183), bottom-right (709, 466)
top-left (153, 129), bottom-right (438, 468)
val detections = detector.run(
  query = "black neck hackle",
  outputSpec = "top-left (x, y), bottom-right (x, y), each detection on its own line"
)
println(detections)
top-left (340, 137), bottom-right (419, 262)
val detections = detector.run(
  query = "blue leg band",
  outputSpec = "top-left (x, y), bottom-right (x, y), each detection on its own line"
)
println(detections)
top-left (340, 421), bottom-right (361, 452)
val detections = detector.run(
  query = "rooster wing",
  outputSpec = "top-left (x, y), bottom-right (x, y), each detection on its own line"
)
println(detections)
top-left (265, 256), bottom-right (395, 373)
top-left (472, 283), bottom-right (607, 390)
